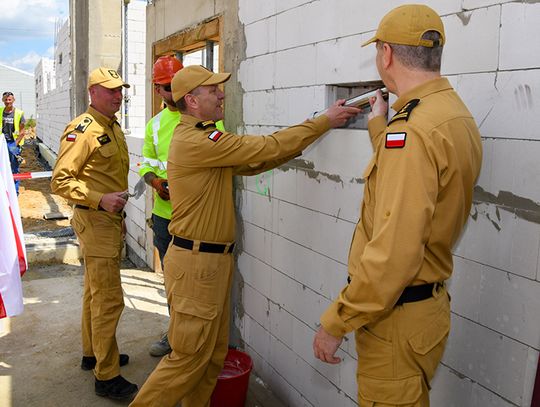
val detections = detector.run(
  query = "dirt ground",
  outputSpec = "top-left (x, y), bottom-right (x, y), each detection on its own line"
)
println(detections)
top-left (17, 137), bottom-right (72, 233)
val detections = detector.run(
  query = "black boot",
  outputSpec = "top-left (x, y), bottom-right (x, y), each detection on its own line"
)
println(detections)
top-left (81, 354), bottom-right (130, 370)
top-left (95, 375), bottom-right (138, 400)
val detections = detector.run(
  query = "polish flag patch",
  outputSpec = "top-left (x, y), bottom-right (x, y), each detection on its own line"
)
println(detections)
top-left (208, 130), bottom-right (223, 142)
top-left (385, 132), bottom-right (406, 149)
top-left (66, 133), bottom-right (77, 142)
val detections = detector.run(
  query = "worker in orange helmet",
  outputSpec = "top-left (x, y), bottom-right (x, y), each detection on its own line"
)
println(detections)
top-left (139, 56), bottom-right (225, 357)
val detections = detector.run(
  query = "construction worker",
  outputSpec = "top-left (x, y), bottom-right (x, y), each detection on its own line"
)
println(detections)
top-left (51, 67), bottom-right (138, 401)
top-left (313, 5), bottom-right (483, 406)
top-left (130, 65), bottom-right (360, 407)
top-left (1, 91), bottom-right (26, 195)
top-left (140, 56), bottom-right (227, 357)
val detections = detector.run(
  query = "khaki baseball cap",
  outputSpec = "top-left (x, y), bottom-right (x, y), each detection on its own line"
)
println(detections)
top-left (362, 4), bottom-right (445, 48)
top-left (171, 65), bottom-right (231, 103)
top-left (88, 67), bottom-right (130, 89)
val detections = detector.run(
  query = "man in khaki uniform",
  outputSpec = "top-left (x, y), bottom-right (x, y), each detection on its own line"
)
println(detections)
top-left (130, 65), bottom-right (360, 407)
top-left (313, 5), bottom-right (483, 406)
top-left (51, 67), bottom-right (138, 400)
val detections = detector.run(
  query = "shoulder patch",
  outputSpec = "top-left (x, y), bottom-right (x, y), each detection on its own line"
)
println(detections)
top-left (75, 117), bottom-right (94, 133)
top-left (66, 133), bottom-right (77, 142)
top-left (385, 132), bottom-right (407, 149)
top-left (97, 134), bottom-right (111, 145)
top-left (208, 130), bottom-right (223, 142)
top-left (196, 120), bottom-right (216, 129)
top-left (388, 99), bottom-right (420, 125)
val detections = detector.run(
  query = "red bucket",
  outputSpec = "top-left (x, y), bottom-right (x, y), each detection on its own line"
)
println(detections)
top-left (210, 349), bottom-right (253, 407)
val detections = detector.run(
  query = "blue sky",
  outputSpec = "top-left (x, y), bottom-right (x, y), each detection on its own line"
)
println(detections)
top-left (0, 0), bottom-right (69, 73)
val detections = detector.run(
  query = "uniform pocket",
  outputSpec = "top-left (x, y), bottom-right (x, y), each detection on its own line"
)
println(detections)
top-left (71, 216), bottom-right (85, 234)
top-left (358, 374), bottom-right (422, 406)
top-left (98, 142), bottom-right (118, 158)
top-left (362, 158), bottom-right (377, 208)
top-left (408, 310), bottom-right (450, 356)
top-left (170, 295), bottom-right (218, 355)
top-left (357, 326), bottom-right (393, 375)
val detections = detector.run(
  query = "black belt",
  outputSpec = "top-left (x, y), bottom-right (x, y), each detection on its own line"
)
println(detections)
top-left (395, 283), bottom-right (440, 306)
top-left (346, 277), bottom-right (440, 306)
top-left (173, 236), bottom-right (235, 254)
top-left (75, 204), bottom-right (105, 211)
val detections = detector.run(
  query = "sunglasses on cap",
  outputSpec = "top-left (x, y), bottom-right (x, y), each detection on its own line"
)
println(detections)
top-left (3, 92), bottom-right (13, 97)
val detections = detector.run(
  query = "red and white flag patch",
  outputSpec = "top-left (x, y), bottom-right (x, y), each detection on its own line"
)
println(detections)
top-left (385, 132), bottom-right (406, 148)
top-left (66, 133), bottom-right (77, 142)
top-left (208, 130), bottom-right (223, 142)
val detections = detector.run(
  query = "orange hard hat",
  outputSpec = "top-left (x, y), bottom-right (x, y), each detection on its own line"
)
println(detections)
top-left (153, 56), bottom-right (183, 84)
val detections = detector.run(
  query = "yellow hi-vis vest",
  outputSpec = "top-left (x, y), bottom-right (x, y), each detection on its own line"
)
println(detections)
top-left (139, 107), bottom-right (224, 220)
top-left (0, 107), bottom-right (24, 145)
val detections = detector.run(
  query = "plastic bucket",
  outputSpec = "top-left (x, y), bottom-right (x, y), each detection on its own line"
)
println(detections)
top-left (210, 348), bottom-right (253, 407)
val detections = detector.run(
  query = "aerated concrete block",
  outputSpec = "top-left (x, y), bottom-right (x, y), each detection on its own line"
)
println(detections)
top-left (245, 17), bottom-right (276, 58)
top-left (443, 314), bottom-right (532, 405)
top-left (239, 0), bottom-right (276, 25)
top-left (442, 7), bottom-right (500, 75)
top-left (500, 2), bottom-right (540, 70)
top-left (275, 45), bottom-right (317, 88)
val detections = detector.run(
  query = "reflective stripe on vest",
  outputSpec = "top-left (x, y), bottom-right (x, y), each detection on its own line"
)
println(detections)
top-left (152, 111), bottom-right (162, 149)
top-left (142, 110), bottom-right (168, 170)
top-left (141, 157), bottom-right (167, 170)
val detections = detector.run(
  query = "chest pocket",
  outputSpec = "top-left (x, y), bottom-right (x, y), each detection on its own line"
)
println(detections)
top-left (98, 140), bottom-right (118, 158)
top-left (362, 157), bottom-right (377, 207)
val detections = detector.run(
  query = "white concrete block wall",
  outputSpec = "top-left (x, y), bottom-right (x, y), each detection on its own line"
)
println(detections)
top-left (35, 18), bottom-right (71, 153)
top-left (123, 0), bottom-right (147, 265)
top-left (238, 1), bottom-right (540, 406)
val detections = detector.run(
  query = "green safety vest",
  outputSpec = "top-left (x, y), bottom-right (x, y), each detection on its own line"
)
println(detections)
top-left (139, 107), bottom-right (224, 220)
top-left (0, 107), bottom-right (24, 144)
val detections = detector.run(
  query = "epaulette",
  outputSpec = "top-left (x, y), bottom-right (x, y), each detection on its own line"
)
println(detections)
top-left (388, 99), bottom-right (420, 125)
top-left (74, 116), bottom-right (94, 133)
top-left (196, 120), bottom-right (216, 130)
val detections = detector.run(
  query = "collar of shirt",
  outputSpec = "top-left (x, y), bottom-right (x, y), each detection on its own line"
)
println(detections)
top-left (391, 77), bottom-right (453, 113)
top-left (180, 114), bottom-right (203, 127)
top-left (87, 106), bottom-right (119, 129)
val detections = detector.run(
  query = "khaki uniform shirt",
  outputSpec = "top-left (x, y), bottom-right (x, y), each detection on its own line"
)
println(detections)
top-left (51, 106), bottom-right (129, 207)
top-left (167, 114), bottom-right (330, 243)
top-left (321, 78), bottom-right (483, 337)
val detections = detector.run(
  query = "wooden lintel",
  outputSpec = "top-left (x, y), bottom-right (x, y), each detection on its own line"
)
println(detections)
top-left (154, 18), bottom-right (220, 56)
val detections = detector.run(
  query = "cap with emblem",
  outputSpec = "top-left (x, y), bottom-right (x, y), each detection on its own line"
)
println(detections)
top-left (171, 65), bottom-right (231, 103)
top-left (88, 67), bottom-right (130, 89)
top-left (362, 4), bottom-right (445, 48)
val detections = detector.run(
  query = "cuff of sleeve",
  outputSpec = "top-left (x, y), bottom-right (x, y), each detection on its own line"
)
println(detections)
top-left (314, 114), bottom-right (332, 133)
top-left (320, 302), bottom-right (351, 338)
top-left (87, 191), bottom-right (104, 210)
top-left (367, 115), bottom-right (387, 142)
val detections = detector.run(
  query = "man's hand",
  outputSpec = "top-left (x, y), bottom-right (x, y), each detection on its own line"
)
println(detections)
top-left (99, 191), bottom-right (128, 212)
top-left (15, 133), bottom-right (25, 146)
top-left (325, 99), bottom-right (362, 128)
top-left (368, 89), bottom-right (388, 121)
top-left (313, 326), bottom-right (343, 364)
top-left (151, 177), bottom-right (170, 200)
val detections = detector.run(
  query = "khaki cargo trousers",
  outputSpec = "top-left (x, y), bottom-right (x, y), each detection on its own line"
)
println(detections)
top-left (131, 244), bottom-right (234, 407)
top-left (72, 208), bottom-right (124, 380)
top-left (356, 284), bottom-right (450, 406)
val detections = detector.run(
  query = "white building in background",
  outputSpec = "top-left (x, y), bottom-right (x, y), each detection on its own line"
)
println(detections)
top-left (0, 63), bottom-right (35, 119)
top-left (34, 18), bottom-right (71, 153)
